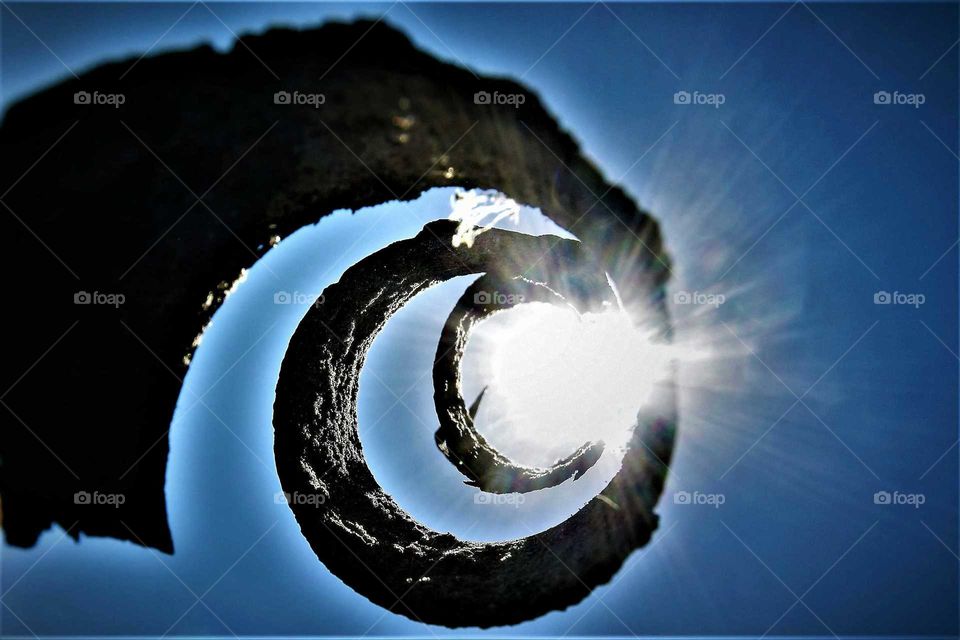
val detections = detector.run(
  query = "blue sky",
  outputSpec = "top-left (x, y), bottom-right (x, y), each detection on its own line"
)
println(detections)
top-left (1, 2), bottom-right (957, 636)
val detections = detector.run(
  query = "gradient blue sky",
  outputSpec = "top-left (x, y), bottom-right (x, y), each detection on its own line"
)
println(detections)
top-left (1, 2), bottom-right (957, 637)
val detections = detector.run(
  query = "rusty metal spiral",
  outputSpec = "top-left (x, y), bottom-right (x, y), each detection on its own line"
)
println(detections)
top-left (273, 217), bottom-right (676, 628)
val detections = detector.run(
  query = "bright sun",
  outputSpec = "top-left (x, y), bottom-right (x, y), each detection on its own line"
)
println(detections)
top-left (461, 302), bottom-right (674, 469)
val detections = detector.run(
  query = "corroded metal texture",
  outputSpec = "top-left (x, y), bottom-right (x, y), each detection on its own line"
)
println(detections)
top-left (273, 221), bottom-right (677, 627)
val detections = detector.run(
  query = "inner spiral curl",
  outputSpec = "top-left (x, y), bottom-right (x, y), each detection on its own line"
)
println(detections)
top-left (432, 269), bottom-right (613, 494)
top-left (273, 219), bottom-right (676, 628)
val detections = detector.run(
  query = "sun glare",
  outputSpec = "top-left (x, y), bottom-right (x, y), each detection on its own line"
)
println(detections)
top-left (462, 302), bottom-right (676, 469)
